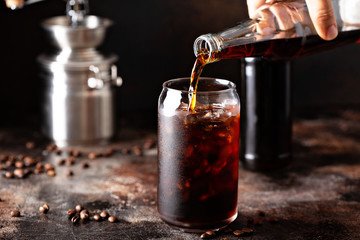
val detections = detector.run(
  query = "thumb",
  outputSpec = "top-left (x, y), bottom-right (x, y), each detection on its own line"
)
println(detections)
top-left (305, 0), bottom-right (338, 40)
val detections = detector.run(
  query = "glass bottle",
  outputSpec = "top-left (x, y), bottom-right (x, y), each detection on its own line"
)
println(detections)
top-left (193, 0), bottom-right (360, 171)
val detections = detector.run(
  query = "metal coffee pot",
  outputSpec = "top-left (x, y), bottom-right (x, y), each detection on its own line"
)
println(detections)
top-left (38, 15), bottom-right (122, 147)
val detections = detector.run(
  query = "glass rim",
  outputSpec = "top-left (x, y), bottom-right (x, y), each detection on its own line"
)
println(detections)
top-left (163, 77), bottom-right (237, 94)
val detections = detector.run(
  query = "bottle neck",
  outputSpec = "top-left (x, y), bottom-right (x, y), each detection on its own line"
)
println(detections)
top-left (193, 34), bottom-right (223, 63)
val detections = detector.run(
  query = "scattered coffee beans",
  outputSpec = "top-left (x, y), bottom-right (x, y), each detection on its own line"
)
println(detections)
top-left (269, 217), bottom-right (279, 223)
top-left (100, 211), bottom-right (109, 219)
top-left (143, 138), bottom-right (155, 149)
top-left (233, 230), bottom-right (245, 236)
top-left (75, 204), bottom-right (83, 212)
top-left (14, 169), bottom-right (25, 178)
top-left (58, 159), bottom-right (66, 166)
top-left (11, 210), bottom-right (20, 217)
top-left (93, 214), bottom-right (101, 221)
top-left (5, 171), bottom-right (14, 179)
top-left (108, 216), bottom-right (117, 223)
top-left (26, 141), bottom-right (35, 149)
top-left (81, 162), bottom-right (89, 169)
top-left (67, 209), bottom-right (76, 217)
top-left (44, 163), bottom-right (54, 171)
top-left (47, 169), bottom-right (56, 177)
top-left (71, 215), bottom-right (80, 224)
top-left (39, 204), bottom-right (49, 214)
top-left (257, 210), bottom-right (265, 217)
top-left (66, 170), bottom-right (74, 177)
top-left (242, 227), bottom-right (254, 233)
top-left (132, 146), bottom-right (142, 156)
top-left (15, 161), bottom-right (24, 169)
top-left (65, 157), bottom-right (75, 166)
top-left (80, 212), bottom-right (89, 220)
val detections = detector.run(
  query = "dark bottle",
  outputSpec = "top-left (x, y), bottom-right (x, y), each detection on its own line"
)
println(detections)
top-left (193, 0), bottom-right (360, 171)
top-left (240, 58), bottom-right (291, 171)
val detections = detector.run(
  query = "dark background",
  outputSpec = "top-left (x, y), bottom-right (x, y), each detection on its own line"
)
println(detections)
top-left (0, 0), bottom-right (359, 130)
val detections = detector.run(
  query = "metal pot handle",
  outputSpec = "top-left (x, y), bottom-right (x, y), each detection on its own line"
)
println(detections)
top-left (87, 65), bottom-right (104, 89)
top-left (87, 65), bottom-right (123, 89)
top-left (111, 64), bottom-right (123, 87)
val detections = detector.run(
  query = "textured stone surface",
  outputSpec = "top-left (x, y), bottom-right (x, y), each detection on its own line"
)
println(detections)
top-left (1, 109), bottom-right (360, 239)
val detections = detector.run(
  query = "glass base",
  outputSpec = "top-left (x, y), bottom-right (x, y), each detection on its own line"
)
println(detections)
top-left (160, 212), bottom-right (238, 233)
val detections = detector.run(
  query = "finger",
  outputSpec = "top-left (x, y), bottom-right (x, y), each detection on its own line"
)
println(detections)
top-left (270, 3), bottom-right (294, 31)
top-left (247, 0), bottom-right (266, 18)
top-left (305, 0), bottom-right (337, 40)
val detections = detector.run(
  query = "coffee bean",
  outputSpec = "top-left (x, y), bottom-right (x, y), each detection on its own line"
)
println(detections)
top-left (14, 169), bottom-right (25, 178)
top-left (72, 150), bottom-right (81, 157)
top-left (102, 148), bottom-right (115, 157)
top-left (132, 146), bottom-right (142, 156)
top-left (26, 141), bottom-right (35, 149)
top-left (5, 160), bottom-right (14, 167)
top-left (254, 219), bottom-right (263, 225)
top-left (36, 162), bottom-right (43, 169)
top-left (15, 161), bottom-right (24, 169)
top-left (0, 165), bottom-right (7, 171)
top-left (100, 211), bottom-right (109, 219)
top-left (17, 154), bottom-right (25, 161)
top-left (80, 212), bottom-right (89, 220)
top-left (75, 204), bottom-right (83, 212)
top-left (93, 214), bottom-right (101, 221)
top-left (257, 210), bottom-right (265, 217)
top-left (81, 162), bottom-right (89, 169)
top-left (39, 206), bottom-right (48, 214)
top-left (143, 139), bottom-right (155, 149)
top-left (233, 230), bottom-right (245, 236)
top-left (108, 216), bottom-right (117, 223)
top-left (24, 157), bottom-right (36, 167)
top-left (223, 227), bottom-right (233, 233)
top-left (47, 169), bottom-right (56, 177)
top-left (36, 156), bottom-right (43, 162)
top-left (121, 148), bottom-right (130, 154)
top-left (0, 154), bottom-right (8, 162)
top-left (4, 171), bottom-right (14, 179)
top-left (11, 210), bottom-right (20, 217)
top-left (44, 163), bottom-right (54, 171)
top-left (206, 230), bottom-right (216, 236)
top-left (58, 159), bottom-right (66, 166)
top-left (55, 148), bottom-right (62, 155)
top-left (71, 215), bottom-right (80, 224)
top-left (46, 143), bottom-right (57, 152)
top-left (200, 232), bottom-right (210, 239)
top-left (8, 156), bottom-right (15, 161)
top-left (67, 149), bottom-right (73, 155)
top-left (269, 217), bottom-right (279, 223)
top-left (43, 204), bottom-right (49, 211)
top-left (23, 168), bottom-right (32, 176)
top-left (88, 152), bottom-right (98, 159)
top-left (80, 209), bottom-right (89, 215)
top-left (34, 168), bottom-right (43, 174)
top-left (241, 227), bottom-right (254, 233)
top-left (66, 170), bottom-right (73, 177)
top-left (246, 216), bottom-right (254, 224)
top-left (67, 209), bottom-right (76, 217)
top-left (65, 157), bottom-right (75, 166)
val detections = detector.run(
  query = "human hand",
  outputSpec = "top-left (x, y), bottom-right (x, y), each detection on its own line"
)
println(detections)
top-left (247, 0), bottom-right (338, 40)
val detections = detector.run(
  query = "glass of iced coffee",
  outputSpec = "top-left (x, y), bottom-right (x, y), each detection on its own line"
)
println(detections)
top-left (157, 77), bottom-right (240, 232)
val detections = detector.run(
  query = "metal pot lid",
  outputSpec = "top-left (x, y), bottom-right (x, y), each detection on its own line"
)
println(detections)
top-left (38, 52), bottom-right (118, 70)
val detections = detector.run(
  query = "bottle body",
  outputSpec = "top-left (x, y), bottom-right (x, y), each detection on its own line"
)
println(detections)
top-left (158, 78), bottom-right (240, 232)
top-left (240, 58), bottom-right (292, 171)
